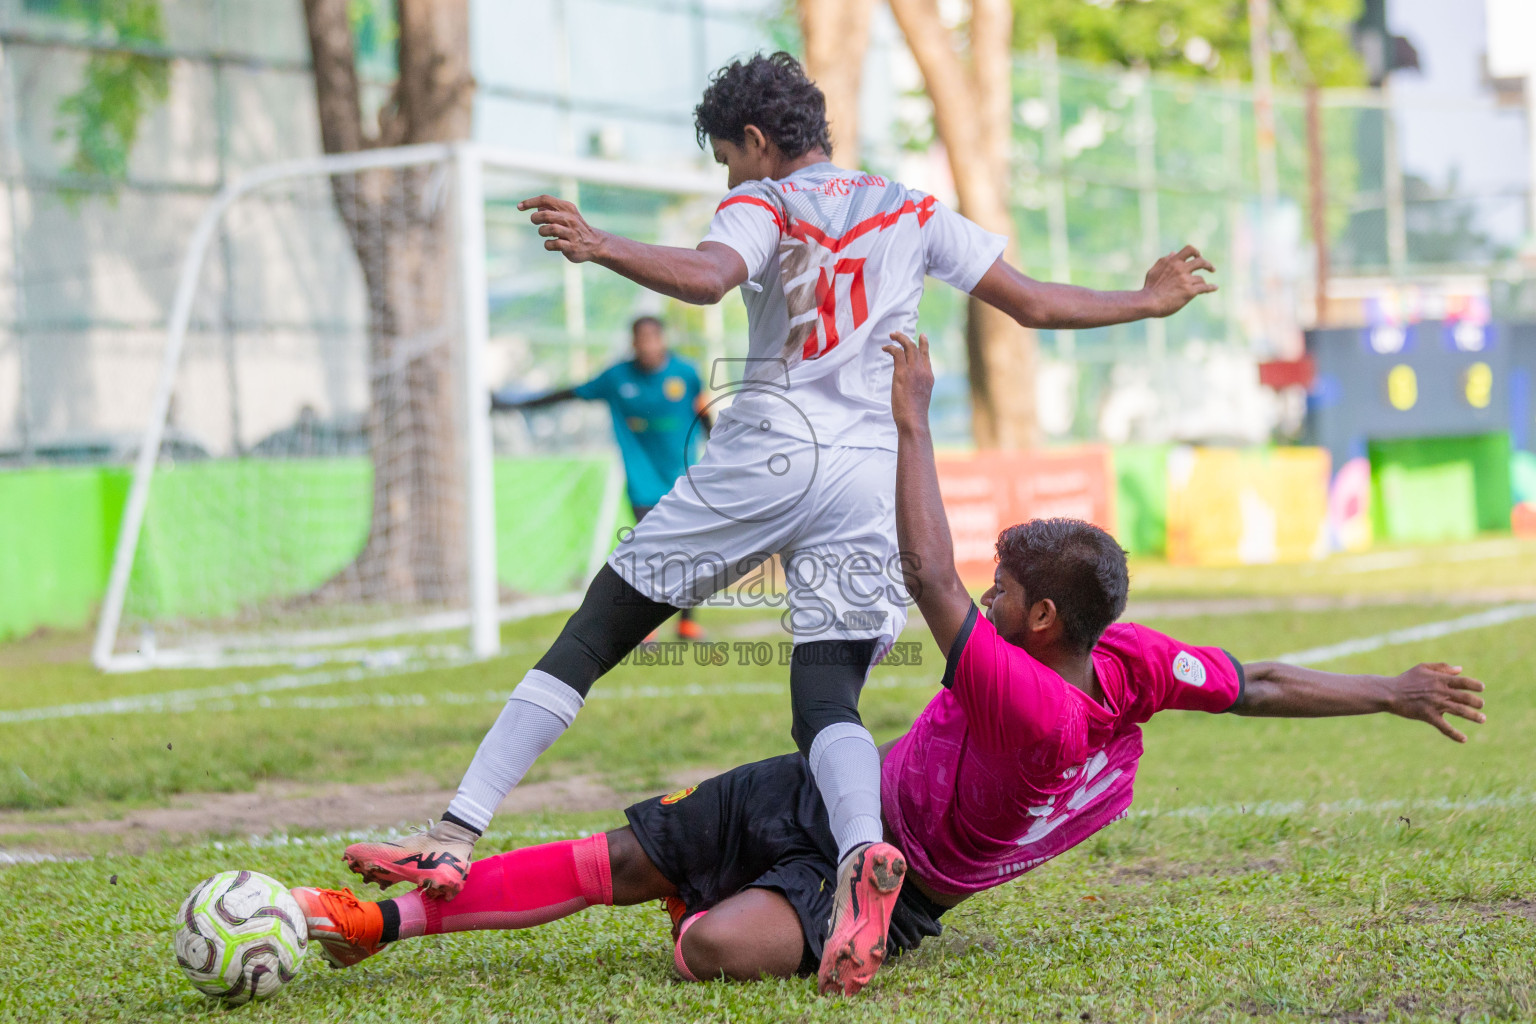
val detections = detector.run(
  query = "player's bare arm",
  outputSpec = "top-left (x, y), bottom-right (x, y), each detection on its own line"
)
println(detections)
top-left (517, 194), bottom-right (748, 304)
top-left (970, 245), bottom-right (1217, 330)
top-left (491, 386), bottom-right (577, 413)
top-left (883, 330), bottom-right (972, 654)
top-left (1231, 661), bottom-right (1487, 743)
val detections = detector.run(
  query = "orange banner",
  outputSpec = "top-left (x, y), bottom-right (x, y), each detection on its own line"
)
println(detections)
top-left (936, 448), bottom-right (1116, 583)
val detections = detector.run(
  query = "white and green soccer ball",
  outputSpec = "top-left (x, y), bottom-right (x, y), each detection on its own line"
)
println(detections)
top-left (173, 870), bottom-right (308, 1006)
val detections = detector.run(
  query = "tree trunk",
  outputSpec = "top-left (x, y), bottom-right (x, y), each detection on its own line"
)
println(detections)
top-left (887, 0), bottom-right (1038, 448)
top-left (797, 0), bottom-right (875, 167)
top-left (300, 0), bottom-right (475, 604)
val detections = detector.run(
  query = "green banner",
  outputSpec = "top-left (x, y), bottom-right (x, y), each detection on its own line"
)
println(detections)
top-left (495, 457), bottom-right (626, 594)
top-left (126, 460), bottom-right (375, 622)
top-left (1368, 433), bottom-right (1513, 541)
top-left (1377, 460), bottom-right (1479, 543)
top-left (0, 467), bottom-right (122, 641)
top-left (0, 456), bottom-right (624, 643)
top-left (1112, 444), bottom-right (1169, 557)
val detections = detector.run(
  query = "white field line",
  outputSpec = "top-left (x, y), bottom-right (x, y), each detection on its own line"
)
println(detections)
top-left (0, 655), bottom-right (473, 724)
top-left (1272, 602), bottom-right (1536, 665)
top-left (0, 674), bottom-right (937, 722)
top-left (1132, 790), bottom-right (1536, 821)
top-left (104, 643), bottom-right (469, 673)
top-left (0, 849), bottom-right (83, 864)
top-left (99, 594), bottom-right (587, 673)
top-left (1300, 537), bottom-right (1534, 576)
top-left (8, 603), bottom-right (1534, 724)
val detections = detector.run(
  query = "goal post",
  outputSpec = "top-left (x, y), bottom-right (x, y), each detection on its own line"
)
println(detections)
top-left (455, 146), bottom-right (498, 662)
top-left (92, 144), bottom-right (722, 672)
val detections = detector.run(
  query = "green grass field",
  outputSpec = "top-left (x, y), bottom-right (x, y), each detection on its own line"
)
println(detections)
top-left (1, 540), bottom-right (1534, 1022)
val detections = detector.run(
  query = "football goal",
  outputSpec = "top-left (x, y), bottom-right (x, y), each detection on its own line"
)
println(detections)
top-left (92, 144), bottom-right (722, 672)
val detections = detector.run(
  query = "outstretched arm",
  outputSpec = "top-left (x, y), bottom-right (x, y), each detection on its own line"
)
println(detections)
top-left (970, 246), bottom-right (1216, 330)
top-left (518, 195), bottom-right (748, 305)
top-left (883, 332), bottom-right (973, 655)
top-left (1231, 661), bottom-right (1487, 743)
top-left (491, 387), bottom-right (579, 413)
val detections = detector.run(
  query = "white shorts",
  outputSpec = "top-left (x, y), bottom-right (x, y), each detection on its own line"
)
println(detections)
top-left (608, 418), bottom-right (910, 651)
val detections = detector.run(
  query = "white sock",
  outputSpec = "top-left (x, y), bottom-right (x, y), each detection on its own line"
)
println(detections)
top-left (807, 721), bottom-right (885, 862)
top-left (446, 670), bottom-right (584, 832)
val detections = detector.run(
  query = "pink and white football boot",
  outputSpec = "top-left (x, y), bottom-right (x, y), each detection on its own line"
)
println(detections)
top-left (817, 841), bottom-right (907, 996)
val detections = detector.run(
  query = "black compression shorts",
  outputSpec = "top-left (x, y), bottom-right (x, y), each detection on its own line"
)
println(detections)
top-left (624, 752), bottom-right (947, 975)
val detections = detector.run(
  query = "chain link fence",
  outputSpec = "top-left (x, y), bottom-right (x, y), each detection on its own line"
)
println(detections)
top-left (990, 50), bottom-right (1534, 442)
top-left (0, 0), bottom-right (1529, 455)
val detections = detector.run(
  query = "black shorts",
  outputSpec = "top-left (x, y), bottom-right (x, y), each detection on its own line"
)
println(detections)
top-left (624, 752), bottom-right (947, 975)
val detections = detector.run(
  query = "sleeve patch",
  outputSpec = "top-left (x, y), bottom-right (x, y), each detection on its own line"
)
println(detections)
top-left (1172, 651), bottom-right (1207, 688)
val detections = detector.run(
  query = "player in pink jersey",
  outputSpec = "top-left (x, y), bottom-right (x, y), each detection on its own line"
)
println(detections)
top-left (297, 332), bottom-right (1487, 992)
top-left (344, 51), bottom-right (1215, 994)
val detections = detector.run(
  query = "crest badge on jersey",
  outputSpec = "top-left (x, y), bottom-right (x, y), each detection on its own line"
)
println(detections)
top-left (663, 376), bottom-right (686, 401)
top-left (660, 785), bottom-right (697, 805)
top-left (1172, 650), bottom-right (1207, 687)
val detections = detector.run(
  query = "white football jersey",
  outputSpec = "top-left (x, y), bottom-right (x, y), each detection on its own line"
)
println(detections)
top-left (701, 163), bottom-right (1006, 451)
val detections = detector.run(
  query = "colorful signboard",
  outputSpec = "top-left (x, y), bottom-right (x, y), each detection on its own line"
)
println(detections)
top-left (936, 448), bottom-right (1116, 582)
top-left (1166, 446), bottom-right (1331, 566)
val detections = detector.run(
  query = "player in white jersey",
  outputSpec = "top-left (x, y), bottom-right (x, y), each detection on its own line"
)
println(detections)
top-left (344, 52), bottom-right (1216, 995)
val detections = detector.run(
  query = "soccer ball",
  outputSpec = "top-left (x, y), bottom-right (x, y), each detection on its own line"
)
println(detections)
top-left (173, 870), bottom-right (308, 1005)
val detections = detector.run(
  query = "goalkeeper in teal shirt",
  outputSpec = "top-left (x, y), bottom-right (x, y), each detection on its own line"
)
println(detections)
top-left (494, 316), bottom-right (710, 639)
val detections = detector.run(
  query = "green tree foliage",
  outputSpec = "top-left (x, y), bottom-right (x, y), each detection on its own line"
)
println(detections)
top-left (347, 0), bottom-right (398, 78)
top-left (1013, 0), bottom-right (1366, 88)
top-left (53, 0), bottom-right (170, 184)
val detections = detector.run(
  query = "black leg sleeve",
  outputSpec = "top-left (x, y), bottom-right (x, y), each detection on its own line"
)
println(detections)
top-left (532, 565), bottom-right (679, 698)
top-left (788, 639), bottom-right (878, 757)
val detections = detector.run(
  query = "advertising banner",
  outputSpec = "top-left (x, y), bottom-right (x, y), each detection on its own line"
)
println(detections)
top-left (1167, 447), bottom-right (1331, 566)
top-left (937, 448), bottom-right (1116, 583)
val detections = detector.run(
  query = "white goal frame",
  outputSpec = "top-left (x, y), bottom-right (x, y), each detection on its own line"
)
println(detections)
top-left (92, 143), bottom-right (722, 672)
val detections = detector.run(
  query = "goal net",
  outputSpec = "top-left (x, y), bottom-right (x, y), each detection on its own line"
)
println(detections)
top-left (92, 145), bottom-right (721, 672)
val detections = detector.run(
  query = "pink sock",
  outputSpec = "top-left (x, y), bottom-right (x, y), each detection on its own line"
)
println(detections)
top-left (673, 910), bottom-right (708, 982)
top-left (392, 833), bottom-right (613, 940)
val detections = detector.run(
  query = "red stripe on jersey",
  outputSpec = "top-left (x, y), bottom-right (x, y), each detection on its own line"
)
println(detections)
top-left (786, 194), bottom-right (939, 253)
top-left (715, 195), bottom-right (785, 233)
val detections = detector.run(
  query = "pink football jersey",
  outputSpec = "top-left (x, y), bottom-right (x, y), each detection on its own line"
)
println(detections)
top-left (882, 607), bottom-right (1243, 895)
top-left (701, 164), bottom-right (1005, 451)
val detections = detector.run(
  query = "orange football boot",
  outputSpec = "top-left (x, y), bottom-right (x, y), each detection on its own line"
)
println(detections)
top-left (290, 887), bottom-right (385, 968)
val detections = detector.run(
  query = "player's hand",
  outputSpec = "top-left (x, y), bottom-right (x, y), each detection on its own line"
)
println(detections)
top-left (883, 331), bottom-right (933, 433)
top-left (1383, 662), bottom-right (1486, 743)
top-left (1140, 245), bottom-right (1217, 317)
top-left (518, 194), bottom-right (606, 263)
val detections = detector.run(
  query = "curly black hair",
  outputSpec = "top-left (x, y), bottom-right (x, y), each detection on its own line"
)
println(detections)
top-left (694, 52), bottom-right (831, 160)
top-left (995, 518), bottom-right (1129, 655)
